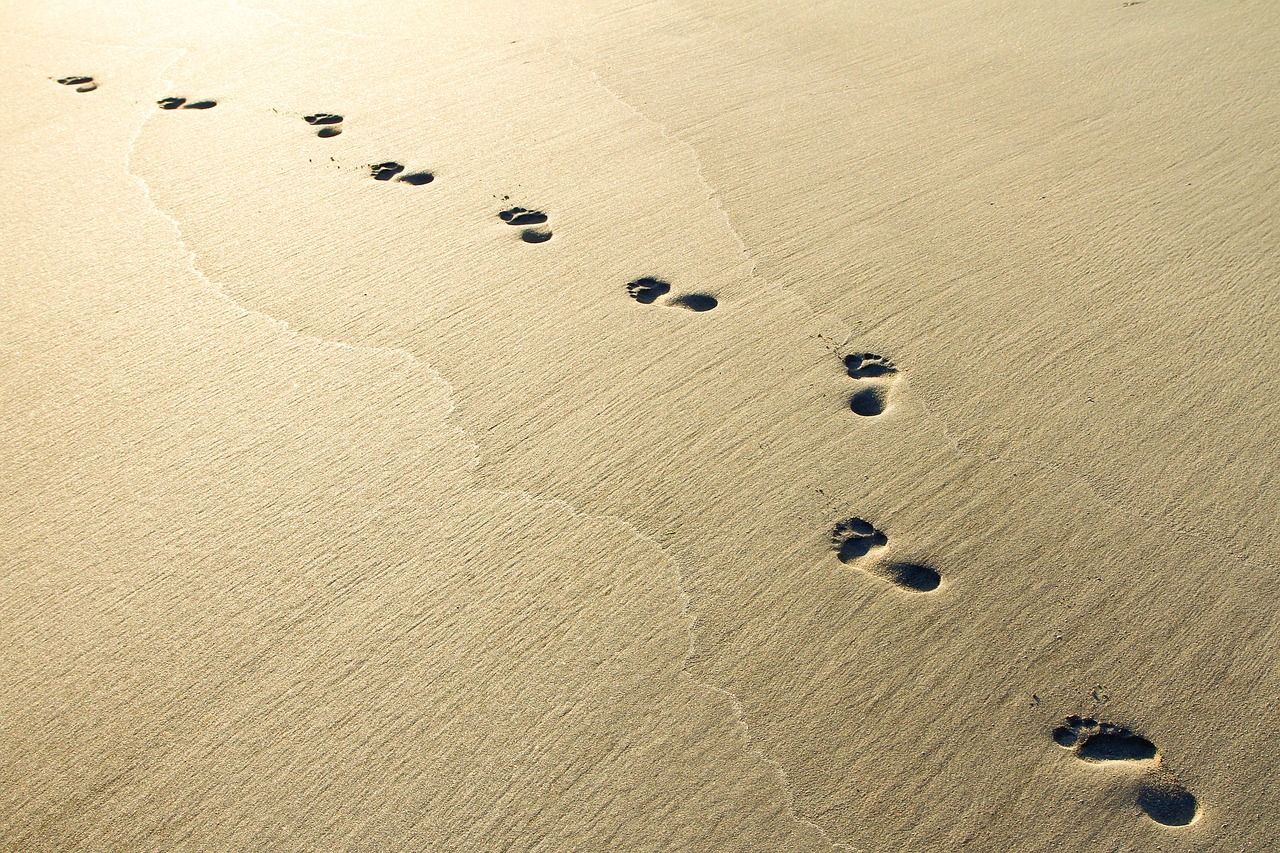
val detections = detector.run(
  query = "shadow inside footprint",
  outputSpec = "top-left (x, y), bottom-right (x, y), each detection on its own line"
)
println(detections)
top-left (831, 517), bottom-right (888, 563)
top-left (398, 171), bottom-right (434, 185)
top-left (626, 277), bottom-right (670, 304)
top-left (670, 294), bottom-right (717, 312)
top-left (370, 162), bottom-right (405, 181)
top-left (305, 114), bottom-right (343, 137)
top-left (845, 352), bottom-right (897, 379)
top-left (56, 76), bottom-right (97, 92)
top-left (1137, 781), bottom-right (1199, 827)
top-left (500, 207), bottom-right (548, 226)
top-left (882, 562), bottom-right (941, 592)
top-left (1078, 732), bottom-right (1158, 762)
top-left (521, 229), bottom-right (552, 243)
top-left (158, 97), bottom-right (216, 110)
top-left (1053, 715), bottom-right (1198, 828)
top-left (1054, 717), bottom-right (1158, 762)
top-left (849, 386), bottom-right (887, 416)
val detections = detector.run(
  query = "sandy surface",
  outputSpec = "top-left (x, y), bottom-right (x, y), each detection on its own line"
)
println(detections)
top-left (3, 0), bottom-right (1278, 850)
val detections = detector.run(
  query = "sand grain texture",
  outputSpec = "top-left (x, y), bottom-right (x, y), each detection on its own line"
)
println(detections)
top-left (2, 0), bottom-right (1277, 850)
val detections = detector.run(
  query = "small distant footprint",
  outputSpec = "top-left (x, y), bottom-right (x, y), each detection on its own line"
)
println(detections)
top-left (499, 206), bottom-right (551, 244)
top-left (158, 97), bottom-right (217, 110)
top-left (54, 76), bottom-right (97, 93)
top-left (1052, 716), bottom-right (1199, 827)
top-left (625, 277), bottom-right (717, 312)
top-left (830, 517), bottom-right (940, 592)
top-left (304, 113), bottom-right (343, 138)
top-left (370, 162), bottom-right (434, 185)
top-left (843, 352), bottom-right (899, 417)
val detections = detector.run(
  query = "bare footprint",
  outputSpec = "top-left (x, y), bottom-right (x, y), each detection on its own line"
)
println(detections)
top-left (845, 352), bottom-right (897, 379)
top-left (304, 113), bottom-right (343, 138)
top-left (830, 517), bottom-right (940, 592)
top-left (498, 207), bottom-right (551, 243)
top-left (625, 277), bottom-right (717, 312)
top-left (669, 294), bottom-right (718, 312)
top-left (842, 352), bottom-right (898, 417)
top-left (370, 162), bottom-right (433, 185)
top-left (54, 75), bottom-right (97, 93)
top-left (1052, 716), bottom-right (1199, 827)
top-left (158, 97), bottom-right (217, 110)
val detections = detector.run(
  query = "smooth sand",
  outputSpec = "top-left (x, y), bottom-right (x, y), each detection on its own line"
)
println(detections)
top-left (2, 0), bottom-right (1278, 850)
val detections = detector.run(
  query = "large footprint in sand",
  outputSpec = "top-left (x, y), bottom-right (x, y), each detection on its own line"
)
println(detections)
top-left (843, 352), bottom-right (899, 417)
top-left (1053, 716), bottom-right (1200, 827)
top-left (830, 516), bottom-right (941, 593)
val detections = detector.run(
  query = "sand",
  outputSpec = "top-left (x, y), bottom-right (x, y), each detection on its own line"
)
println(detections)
top-left (2, 0), bottom-right (1278, 850)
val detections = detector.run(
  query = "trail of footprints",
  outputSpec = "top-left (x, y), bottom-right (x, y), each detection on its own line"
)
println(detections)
top-left (51, 70), bottom-right (1204, 835)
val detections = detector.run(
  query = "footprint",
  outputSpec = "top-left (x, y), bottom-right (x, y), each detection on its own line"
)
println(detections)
top-left (845, 353), bottom-right (897, 379)
top-left (1052, 716), bottom-right (1199, 827)
top-left (498, 206), bottom-right (551, 243)
top-left (830, 517), bottom-right (940, 592)
top-left (370, 162), bottom-right (434, 185)
top-left (842, 352), bottom-right (898, 417)
top-left (304, 113), bottom-right (343, 138)
top-left (499, 207), bottom-right (548, 226)
top-left (370, 162), bottom-right (404, 181)
top-left (830, 517), bottom-right (888, 562)
top-left (849, 387), bottom-right (888, 417)
top-left (669, 294), bottom-right (718, 312)
top-left (626, 277), bottom-right (670, 305)
top-left (879, 561), bottom-right (942, 593)
top-left (55, 76), bottom-right (97, 93)
top-left (625, 277), bottom-right (717, 312)
top-left (1136, 779), bottom-right (1200, 828)
top-left (157, 97), bottom-right (217, 110)
top-left (1053, 717), bottom-right (1158, 761)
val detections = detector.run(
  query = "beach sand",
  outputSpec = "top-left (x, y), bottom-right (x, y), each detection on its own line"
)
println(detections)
top-left (2, 0), bottom-right (1278, 849)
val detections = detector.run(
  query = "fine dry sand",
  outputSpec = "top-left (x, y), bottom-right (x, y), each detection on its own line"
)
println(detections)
top-left (3, 0), bottom-right (1278, 850)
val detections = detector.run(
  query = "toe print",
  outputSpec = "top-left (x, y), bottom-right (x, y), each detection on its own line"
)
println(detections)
top-left (499, 207), bottom-right (548, 226)
top-left (55, 76), bottom-right (97, 93)
top-left (1052, 717), bottom-right (1157, 761)
top-left (626, 277), bottom-right (670, 305)
top-left (499, 206), bottom-right (552, 243)
top-left (1052, 716), bottom-right (1199, 827)
top-left (304, 113), bottom-right (343, 138)
top-left (158, 97), bottom-right (217, 110)
top-left (831, 517), bottom-right (888, 562)
top-left (842, 351), bottom-right (899, 417)
top-left (845, 353), bottom-right (897, 379)
top-left (830, 517), bottom-right (940, 592)
top-left (370, 162), bottom-right (433, 185)
top-left (625, 277), bottom-right (717, 311)
top-left (370, 162), bottom-right (404, 181)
